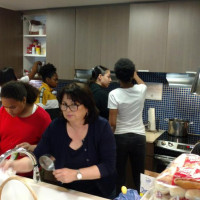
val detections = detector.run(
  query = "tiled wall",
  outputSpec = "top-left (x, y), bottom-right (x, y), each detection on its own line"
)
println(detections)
top-left (144, 85), bottom-right (200, 134)
top-left (47, 73), bottom-right (200, 135)
top-left (138, 72), bottom-right (200, 134)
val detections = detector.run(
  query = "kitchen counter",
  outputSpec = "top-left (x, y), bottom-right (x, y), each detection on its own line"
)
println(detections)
top-left (0, 175), bottom-right (109, 200)
top-left (145, 130), bottom-right (164, 143)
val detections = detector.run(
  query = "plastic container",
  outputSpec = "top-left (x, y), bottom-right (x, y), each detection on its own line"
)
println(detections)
top-left (36, 45), bottom-right (41, 55)
top-left (32, 45), bottom-right (35, 54)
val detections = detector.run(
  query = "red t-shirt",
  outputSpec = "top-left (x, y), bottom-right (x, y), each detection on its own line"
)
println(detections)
top-left (0, 106), bottom-right (51, 155)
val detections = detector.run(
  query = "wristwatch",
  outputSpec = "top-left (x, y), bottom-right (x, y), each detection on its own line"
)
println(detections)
top-left (77, 169), bottom-right (82, 180)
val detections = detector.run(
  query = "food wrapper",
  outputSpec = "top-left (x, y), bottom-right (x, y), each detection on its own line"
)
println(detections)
top-left (140, 173), bottom-right (156, 196)
top-left (141, 154), bottom-right (200, 200)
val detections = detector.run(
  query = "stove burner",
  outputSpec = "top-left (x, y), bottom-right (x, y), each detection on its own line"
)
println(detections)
top-left (156, 131), bottom-right (200, 145)
top-left (154, 131), bottom-right (200, 153)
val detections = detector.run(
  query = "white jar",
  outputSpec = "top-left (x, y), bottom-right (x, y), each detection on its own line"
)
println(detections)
top-left (32, 46), bottom-right (35, 54)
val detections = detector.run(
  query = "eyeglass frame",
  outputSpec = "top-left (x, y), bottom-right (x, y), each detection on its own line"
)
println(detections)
top-left (60, 102), bottom-right (80, 112)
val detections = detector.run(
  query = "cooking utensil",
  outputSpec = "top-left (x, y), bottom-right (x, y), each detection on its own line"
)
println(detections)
top-left (39, 154), bottom-right (55, 171)
top-left (165, 118), bottom-right (193, 137)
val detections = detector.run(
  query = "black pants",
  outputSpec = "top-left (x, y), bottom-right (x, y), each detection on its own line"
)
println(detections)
top-left (115, 133), bottom-right (146, 194)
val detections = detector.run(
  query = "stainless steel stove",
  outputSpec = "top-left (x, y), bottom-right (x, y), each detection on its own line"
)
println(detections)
top-left (153, 131), bottom-right (200, 172)
top-left (155, 131), bottom-right (200, 153)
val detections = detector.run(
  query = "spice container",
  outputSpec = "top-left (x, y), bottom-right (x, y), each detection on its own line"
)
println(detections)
top-left (36, 45), bottom-right (41, 55)
top-left (27, 47), bottom-right (32, 54)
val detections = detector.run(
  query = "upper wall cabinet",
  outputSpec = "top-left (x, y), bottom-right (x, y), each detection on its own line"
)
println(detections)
top-left (166, 1), bottom-right (200, 73)
top-left (75, 5), bottom-right (129, 70)
top-left (75, 7), bottom-right (103, 69)
top-left (0, 8), bottom-right (23, 77)
top-left (128, 3), bottom-right (169, 72)
top-left (100, 5), bottom-right (129, 69)
top-left (46, 8), bottom-right (75, 79)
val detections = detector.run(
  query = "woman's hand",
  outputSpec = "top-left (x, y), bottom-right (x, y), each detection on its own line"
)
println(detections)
top-left (0, 157), bottom-right (33, 173)
top-left (16, 142), bottom-right (36, 152)
top-left (0, 160), bottom-right (14, 172)
top-left (53, 168), bottom-right (77, 183)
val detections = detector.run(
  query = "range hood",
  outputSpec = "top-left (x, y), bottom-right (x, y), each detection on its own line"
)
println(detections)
top-left (191, 68), bottom-right (200, 95)
top-left (73, 69), bottom-right (200, 95)
top-left (73, 69), bottom-right (92, 83)
top-left (166, 72), bottom-right (196, 88)
top-left (73, 69), bottom-right (118, 83)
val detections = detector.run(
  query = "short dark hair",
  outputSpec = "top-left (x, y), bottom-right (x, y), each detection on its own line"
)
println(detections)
top-left (0, 67), bottom-right (17, 86)
top-left (57, 82), bottom-right (99, 124)
top-left (88, 65), bottom-right (109, 85)
top-left (114, 58), bottom-right (135, 83)
top-left (39, 63), bottom-right (57, 82)
top-left (1, 81), bottom-right (39, 104)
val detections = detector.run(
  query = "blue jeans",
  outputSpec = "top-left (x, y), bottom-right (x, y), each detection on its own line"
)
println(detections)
top-left (115, 133), bottom-right (146, 194)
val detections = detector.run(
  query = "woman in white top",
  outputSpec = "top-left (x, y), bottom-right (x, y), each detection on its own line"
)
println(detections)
top-left (108, 58), bottom-right (147, 194)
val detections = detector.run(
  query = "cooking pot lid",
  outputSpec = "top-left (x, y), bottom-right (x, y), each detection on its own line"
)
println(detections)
top-left (169, 118), bottom-right (189, 122)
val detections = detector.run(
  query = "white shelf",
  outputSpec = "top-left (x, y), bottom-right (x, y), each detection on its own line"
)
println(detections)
top-left (24, 35), bottom-right (46, 37)
top-left (23, 15), bottom-right (47, 72)
top-left (24, 54), bottom-right (46, 57)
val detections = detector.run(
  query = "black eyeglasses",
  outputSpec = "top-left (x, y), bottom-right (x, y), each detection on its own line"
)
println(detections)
top-left (60, 103), bottom-right (80, 112)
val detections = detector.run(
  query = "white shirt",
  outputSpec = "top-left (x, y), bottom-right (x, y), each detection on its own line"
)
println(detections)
top-left (19, 75), bottom-right (30, 83)
top-left (108, 84), bottom-right (147, 135)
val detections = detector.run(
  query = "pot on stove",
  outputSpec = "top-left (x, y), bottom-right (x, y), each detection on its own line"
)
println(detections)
top-left (165, 118), bottom-right (193, 137)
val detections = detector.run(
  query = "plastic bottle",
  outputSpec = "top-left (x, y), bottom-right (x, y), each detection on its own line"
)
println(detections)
top-left (36, 45), bottom-right (41, 55)
top-left (32, 45), bottom-right (35, 54)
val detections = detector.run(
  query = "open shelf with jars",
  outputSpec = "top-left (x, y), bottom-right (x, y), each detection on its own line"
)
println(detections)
top-left (23, 15), bottom-right (47, 74)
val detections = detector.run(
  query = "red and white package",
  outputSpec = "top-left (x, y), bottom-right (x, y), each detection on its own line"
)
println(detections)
top-left (151, 154), bottom-right (200, 200)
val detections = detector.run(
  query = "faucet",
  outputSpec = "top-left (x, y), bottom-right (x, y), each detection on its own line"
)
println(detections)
top-left (0, 147), bottom-right (41, 183)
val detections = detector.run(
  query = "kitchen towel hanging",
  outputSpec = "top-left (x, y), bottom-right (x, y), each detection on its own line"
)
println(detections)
top-left (148, 108), bottom-right (156, 131)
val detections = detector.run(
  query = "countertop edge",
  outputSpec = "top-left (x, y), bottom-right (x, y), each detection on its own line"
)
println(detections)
top-left (145, 130), bottom-right (164, 143)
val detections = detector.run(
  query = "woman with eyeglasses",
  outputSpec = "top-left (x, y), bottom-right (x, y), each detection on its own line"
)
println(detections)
top-left (0, 82), bottom-right (116, 199)
top-left (88, 65), bottom-right (112, 120)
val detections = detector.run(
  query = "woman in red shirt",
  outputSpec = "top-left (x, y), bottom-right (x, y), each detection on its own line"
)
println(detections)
top-left (0, 81), bottom-right (51, 158)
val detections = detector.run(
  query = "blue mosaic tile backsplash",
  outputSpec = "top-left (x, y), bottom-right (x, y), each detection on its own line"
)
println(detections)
top-left (54, 72), bottom-right (200, 135)
top-left (144, 85), bottom-right (200, 134)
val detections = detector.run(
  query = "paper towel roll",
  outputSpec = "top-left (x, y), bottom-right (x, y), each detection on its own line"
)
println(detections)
top-left (148, 108), bottom-right (156, 131)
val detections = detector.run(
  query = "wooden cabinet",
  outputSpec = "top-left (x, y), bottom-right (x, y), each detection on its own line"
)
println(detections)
top-left (46, 8), bottom-right (75, 80)
top-left (100, 5), bottom-right (129, 69)
top-left (128, 1), bottom-right (200, 73)
top-left (145, 142), bottom-right (155, 171)
top-left (75, 7), bottom-right (103, 69)
top-left (0, 8), bottom-right (22, 77)
top-left (128, 2), bottom-right (168, 72)
top-left (21, 1), bottom-right (200, 76)
top-left (166, 1), bottom-right (200, 73)
top-left (75, 4), bottom-right (129, 70)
